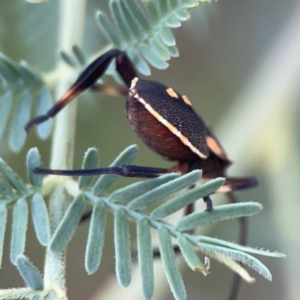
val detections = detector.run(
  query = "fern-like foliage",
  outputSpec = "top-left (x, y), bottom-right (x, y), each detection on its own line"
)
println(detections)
top-left (0, 55), bottom-right (53, 152)
top-left (59, 45), bottom-right (87, 69)
top-left (95, 0), bottom-right (208, 75)
top-left (0, 2), bottom-right (286, 299)
top-left (0, 146), bottom-right (285, 300)
top-left (0, 148), bottom-right (49, 273)
top-left (0, 0), bottom-right (211, 153)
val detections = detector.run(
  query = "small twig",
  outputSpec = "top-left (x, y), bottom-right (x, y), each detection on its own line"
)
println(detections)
top-left (226, 192), bottom-right (248, 300)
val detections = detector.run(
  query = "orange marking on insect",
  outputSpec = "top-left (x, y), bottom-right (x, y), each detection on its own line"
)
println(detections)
top-left (60, 89), bottom-right (77, 104)
top-left (136, 95), bottom-right (207, 159)
top-left (166, 88), bottom-right (179, 98)
top-left (206, 136), bottom-right (227, 159)
top-left (182, 95), bottom-right (192, 106)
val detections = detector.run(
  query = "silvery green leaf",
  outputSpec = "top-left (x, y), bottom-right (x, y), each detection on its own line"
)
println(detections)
top-left (93, 145), bottom-right (138, 195)
top-left (95, 11), bottom-right (121, 47)
top-left (151, 177), bottom-right (224, 218)
top-left (31, 193), bottom-right (50, 246)
top-left (177, 202), bottom-right (262, 231)
top-left (79, 148), bottom-right (99, 190)
top-left (114, 208), bottom-right (131, 287)
top-left (109, 0), bottom-right (132, 42)
top-left (154, 33), bottom-right (177, 58)
top-left (198, 243), bottom-right (272, 280)
top-left (0, 54), bottom-right (20, 87)
top-left (0, 287), bottom-right (33, 299)
top-left (50, 194), bottom-right (86, 253)
top-left (158, 0), bottom-right (168, 16)
top-left (139, 43), bottom-right (169, 69)
top-left (137, 219), bottom-right (154, 300)
top-left (143, 0), bottom-right (159, 23)
top-left (123, 0), bottom-right (150, 33)
top-left (85, 201), bottom-right (107, 275)
top-left (165, 15), bottom-right (181, 28)
top-left (120, 0), bottom-right (140, 38)
top-left (9, 89), bottom-right (32, 152)
top-left (0, 91), bottom-right (13, 139)
top-left (0, 56), bottom-right (23, 81)
top-left (175, 9), bottom-right (190, 21)
top-left (26, 148), bottom-right (42, 188)
top-left (0, 204), bottom-right (7, 268)
top-left (110, 173), bottom-right (178, 204)
top-left (0, 178), bottom-right (14, 197)
top-left (178, 234), bottom-right (204, 272)
top-left (198, 247), bottom-right (255, 283)
top-left (168, 0), bottom-right (178, 9)
top-left (0, 158), bottom-right (27, 193)
top-left (197, 236), bottom-right (286, 258)
top-left (59, 50), bottom-right (76, 67)
top-left (149, 37), bottom-right (171, 61)
top-left (16, 254), bottom-right (44, 291)
top-left (19, 61), bottom-right (43, 87)
top-left (36, 87), bottom-right (53, 140)
top-left (167, 45), bottom-right (179, 57)
top-left (72, 45), bottom-right (86, 66)
top-left (127, 48), bottom-right (151, 76)
top-left (158, 226), bottom-right (186, 300)
top-left (129, 170), bottom-right (202, 210)
top-left (10, 198), bottom-right (28, 265)
top-left (159, 26), bottom-right (176, 46)
top-left (0, 76), bottom-right (5, 94)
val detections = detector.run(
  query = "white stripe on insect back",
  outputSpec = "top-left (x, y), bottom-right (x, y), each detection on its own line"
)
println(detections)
top-left (175, 131), bottom-right (181, 137)
top-left (129, 89), bottom-right (207, 159)
top-left (130, 77), bottom-right (139, 89)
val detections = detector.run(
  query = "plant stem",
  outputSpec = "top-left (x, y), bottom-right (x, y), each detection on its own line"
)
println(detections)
top-left (50, 0), bottom-right (85, 169)
top-left (43, 0), bottom-right (86, 297)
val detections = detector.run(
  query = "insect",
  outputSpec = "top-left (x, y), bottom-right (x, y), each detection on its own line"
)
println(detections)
top-left (25, 49), bottom-right (258, 211)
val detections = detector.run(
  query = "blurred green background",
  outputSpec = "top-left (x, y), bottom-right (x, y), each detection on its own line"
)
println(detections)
top-left (0, 0), bottom-right (299, 299)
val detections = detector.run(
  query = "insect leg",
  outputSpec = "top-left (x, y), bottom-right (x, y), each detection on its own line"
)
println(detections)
top-left (203, 195), bottom-right (213, 212)
top-left (25, 49), bottom-right (137, 132)
top-left (74, 165), bottom-right (169, 223)
top-left (216, 177), bottom-right (258, 193)
top-left (90, 84), bottom-right (127, 97)
top-left (33, 164), bottom-right (169, 178)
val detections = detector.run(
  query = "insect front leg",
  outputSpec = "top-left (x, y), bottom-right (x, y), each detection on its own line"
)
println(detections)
top-left (25, 49), bottom-right (137, 132)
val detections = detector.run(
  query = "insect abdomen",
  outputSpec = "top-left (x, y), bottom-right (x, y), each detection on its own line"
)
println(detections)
top-left (126, 96), bottom-right (196, 161)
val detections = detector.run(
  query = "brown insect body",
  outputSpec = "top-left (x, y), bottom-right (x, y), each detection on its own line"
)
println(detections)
top-left (126, 78), bottom-right (231, 178)
top-left (126, 98), bottom-right (192, 161)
